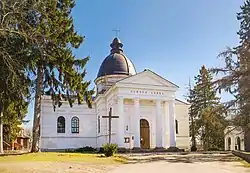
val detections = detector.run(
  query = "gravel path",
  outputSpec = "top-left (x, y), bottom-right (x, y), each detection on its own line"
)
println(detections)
top-left (109, 153), bottom-right (250, 173)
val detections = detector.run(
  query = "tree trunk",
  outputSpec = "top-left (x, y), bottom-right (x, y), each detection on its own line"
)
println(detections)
top-left (202, 126), bottom-right (206, 150)
top-left (244, 128), bottom-right (250, 152)
top-left (191, 115), bottom-right (196, 147)
top-left (0, 103), bottom-right (3, 153)
top-left (31, 65), bottom-right (43, 152)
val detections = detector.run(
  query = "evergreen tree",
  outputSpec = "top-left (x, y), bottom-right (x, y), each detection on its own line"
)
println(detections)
top-left (195, 66), bottom-right (219, 150)
top-left (211, 0), bottom-right (250, 151)
top-left (3, 101), bottom-right (29, 145)
top-left (188, 66), bottom-right (227, 150)
top-left (21, 1), bottom-right (94, 152)
top-left (0, 0), bottom-right (94, 152)
top-left (0, 64), bottom-right (30, 153)
top-left (0, 43), bottom-right (30, 153)
top-left (187, 79), bottom-right (198, 151)
top-left (0, 0), bottom-right (34, 153)
top-left (0, 51), bottom-right (30, 153)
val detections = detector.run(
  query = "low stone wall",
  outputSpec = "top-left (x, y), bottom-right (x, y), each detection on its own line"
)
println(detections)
top-left (232, 150), bottom-right (250, 163)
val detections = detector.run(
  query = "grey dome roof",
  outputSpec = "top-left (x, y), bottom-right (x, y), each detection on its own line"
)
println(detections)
top-left (97, 38), bottom-right (136, 78)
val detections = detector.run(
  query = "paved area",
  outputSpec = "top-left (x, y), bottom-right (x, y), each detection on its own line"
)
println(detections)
top-left (109, 153), bottom-right (250, 173)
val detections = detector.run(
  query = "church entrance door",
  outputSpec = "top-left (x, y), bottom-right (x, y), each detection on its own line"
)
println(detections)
top-left (140, 119), bottom-right (150, 149)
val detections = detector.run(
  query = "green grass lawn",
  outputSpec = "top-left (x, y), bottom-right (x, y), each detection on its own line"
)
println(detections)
top-left (240, 160), bottom-right (250, 168)
top-left (0, 152), bottom-right (127, 173)
top-left (0, 152), bottom-right (127, 164)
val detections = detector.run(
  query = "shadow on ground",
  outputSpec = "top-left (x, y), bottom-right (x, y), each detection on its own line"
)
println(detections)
top-left (126, 153), bottom-right (241, 164)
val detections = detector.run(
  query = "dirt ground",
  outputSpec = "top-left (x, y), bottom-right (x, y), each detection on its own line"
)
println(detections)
top-left (0, 153), bottom-right (249, 173)
top-left (109, 161), bottom-right (249, 173)
top-left (109, 153), bottom-right (250, 173)
top-left (0, 162), bottom-right (118, 173)
top-left (0, 152), bottom-right (122, 173)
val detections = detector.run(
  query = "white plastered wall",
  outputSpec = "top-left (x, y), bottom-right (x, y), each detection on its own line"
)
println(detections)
top-left (40, 96), bottom-right (96, 150)
top-left (224, 126), bottom-right (244, 151)
top-left (175, 100), bottom-right (190, 150)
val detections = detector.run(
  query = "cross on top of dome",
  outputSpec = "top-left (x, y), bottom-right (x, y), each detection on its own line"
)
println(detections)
top-left (112, 29), bottom-right (120, 37)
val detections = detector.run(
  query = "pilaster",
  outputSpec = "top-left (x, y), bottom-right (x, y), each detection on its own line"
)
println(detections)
top-left (134, 98), bottom-right (140, 148)
top-left (156, 99), bottom-right (163, 148)
top-left (117, 96), bottom-right (124, 148)
top-left (164, 101), bottom-right (169, 147)
top-left (169, 100), bottom-right (176, 147)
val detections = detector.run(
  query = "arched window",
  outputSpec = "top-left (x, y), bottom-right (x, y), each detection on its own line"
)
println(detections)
top-left (175, 119), bottom-right (179, 134)
top-left (57, 116), bottom-right (65, 133)
top-left (71, 116), bottom-right (79, 133)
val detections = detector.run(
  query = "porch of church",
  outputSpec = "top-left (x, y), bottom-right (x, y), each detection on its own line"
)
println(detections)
top-left (104, 96), bottom-right (178, 150)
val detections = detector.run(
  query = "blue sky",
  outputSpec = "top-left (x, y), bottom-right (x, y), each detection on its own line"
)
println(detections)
top-left (25, 0), bottom-right (244, 126)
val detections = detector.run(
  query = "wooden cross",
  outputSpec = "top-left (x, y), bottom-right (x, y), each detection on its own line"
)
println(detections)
top-left (102, 108), bottom-right (119, 143)
top-left (112, 29), bottom-right (120, 37)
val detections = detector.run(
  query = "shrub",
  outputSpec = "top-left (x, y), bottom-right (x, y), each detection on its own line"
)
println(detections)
top-left (69, 146), bottom-right (97, 153)
top-left (207, 147), bottom-right (222, 151)
top-left (191, 145), bottom-right (197, 152)
top-left (102, 143), bottom-right (118, 157)
top-left (82, 146), bottom-right (96, 152)
top-left (98, 147), bottom-right (104, 153)
top-left (166, 146), bottom-right (181, 152)
top-left (117, 147), bottom-right (128, 153)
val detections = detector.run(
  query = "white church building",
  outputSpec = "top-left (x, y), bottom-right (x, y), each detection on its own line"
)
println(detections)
top-left (40, 38), bottom-right (190, 150)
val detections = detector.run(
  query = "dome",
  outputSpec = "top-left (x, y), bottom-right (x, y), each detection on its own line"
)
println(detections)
top-left (97, 38), bottom-right (136, 78)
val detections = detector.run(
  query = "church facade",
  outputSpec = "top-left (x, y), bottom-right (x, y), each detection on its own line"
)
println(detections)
top-left (40, 38), bottom-right (190, 150)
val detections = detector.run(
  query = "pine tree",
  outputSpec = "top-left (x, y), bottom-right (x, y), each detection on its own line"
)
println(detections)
top-left (0, 0), bottom-right (34, 153)
top-left (22, 1), bottom-right (95, 152)
top-left (0, 0), bottom-right (94, 152)
top-left (0, 63), bottom-right (30, 153)
top-left (0, 52), bottom-right (30, 153)
top-left (188, 66), bottom-right (226, 150)
top-left (3, 101), bottom-right (29, 145)
top-left (211, 0), bottom-right (250, 151)
top-left (187, 79), bottom-right (198, 151)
